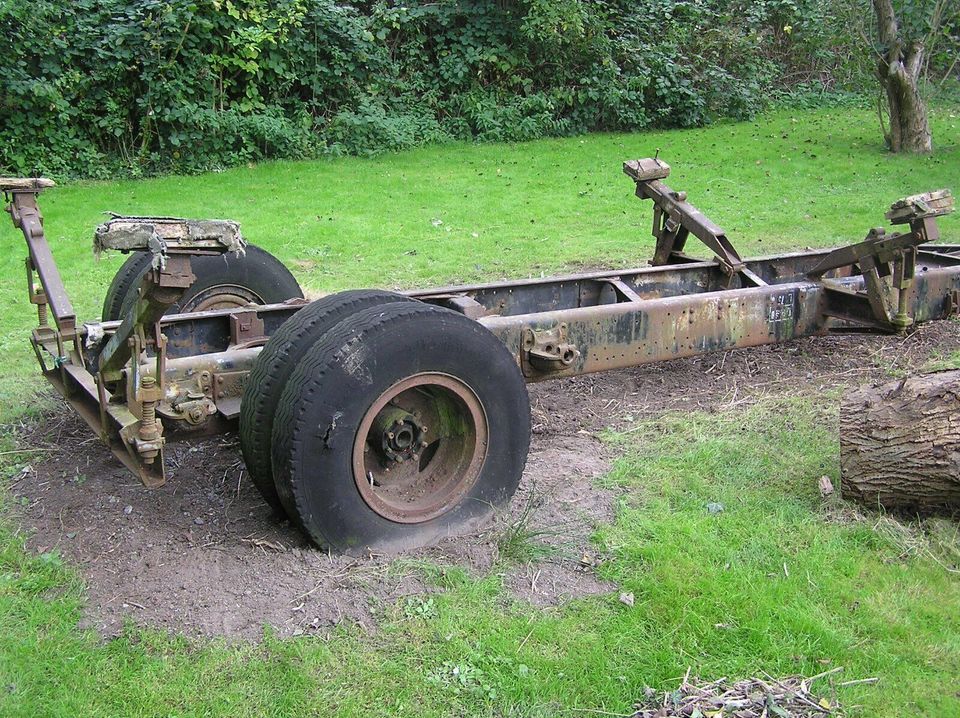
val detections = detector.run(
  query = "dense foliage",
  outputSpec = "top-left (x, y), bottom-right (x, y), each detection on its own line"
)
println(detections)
top-left (0, 0), bottom-right (954, 178)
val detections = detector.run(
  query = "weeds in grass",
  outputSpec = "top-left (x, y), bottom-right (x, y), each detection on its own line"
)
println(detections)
top-left (401, 596), bottom-right (439, 620)
top-left (871, 513), bottom-right (960, 573)
top-left (496, 486), bottom-right (558, 565)
top-left (388, 558), bottom-right (471, 590)
top-left (927, 518), bottom-right (960, 568)
top-left (426, 660), bottom-right (498, 700)
top-left (921, 347), bottom-right (960, 373)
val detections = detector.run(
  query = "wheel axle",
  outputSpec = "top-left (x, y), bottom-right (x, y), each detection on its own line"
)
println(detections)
top-left (371, 408), bottom-right (426, 463)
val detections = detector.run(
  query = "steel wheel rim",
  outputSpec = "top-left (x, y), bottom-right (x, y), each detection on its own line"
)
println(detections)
top-left (183, 284), bottom-right (263, 312)
top-left (352, 372), bottom-right (489, 523)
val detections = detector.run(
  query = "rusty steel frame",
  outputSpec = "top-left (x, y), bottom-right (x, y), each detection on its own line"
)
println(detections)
top-left (3, 162), bottom-right (957, 488)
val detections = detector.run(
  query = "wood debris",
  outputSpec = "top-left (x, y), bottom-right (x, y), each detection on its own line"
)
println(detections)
top-left (631, 668), bottom-right (862, 717)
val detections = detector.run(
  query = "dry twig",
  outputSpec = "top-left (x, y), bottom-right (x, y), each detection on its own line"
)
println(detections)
top-left (627, 668), bottom-right (872, 717)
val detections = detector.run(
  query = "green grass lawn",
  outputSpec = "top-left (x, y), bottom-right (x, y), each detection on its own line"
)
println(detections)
top-left (1, 104), bottom-right (959, 717)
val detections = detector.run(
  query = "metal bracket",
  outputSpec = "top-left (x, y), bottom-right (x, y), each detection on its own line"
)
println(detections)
top-left (443, 295), bottom-right (488, 319)
top-left (624, 159), bottom-right (744, 276)
top-left (7, 185), bottom-right (77, 338)
top-left (811, 224), bottom-right (926, 331)
top-left (160, 393), bottom-right (217, 431)
top-left (229, 310), bottom-right (266, 347)
top-left (211, 369), bottom-right (248, 419)
top-left (945, 289), bottom-right (960, 317)
top-left (808, 185), bottom-right (954, 332)
top-left (521, 324), bottom-right (581, 375)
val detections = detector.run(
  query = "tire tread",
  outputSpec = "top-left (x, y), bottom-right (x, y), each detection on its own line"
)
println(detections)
top-left (239, 290), bottom-right (412, 513)
top-left (271, 301), bottom-right (530, 550)
top-left (101, 252), bottom-right (152, 321)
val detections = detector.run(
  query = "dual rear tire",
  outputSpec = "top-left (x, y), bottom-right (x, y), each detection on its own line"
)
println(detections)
top-left (238, 290), bottom-right (415, 514)
top-left (240, 294), bottom-right (531, 554)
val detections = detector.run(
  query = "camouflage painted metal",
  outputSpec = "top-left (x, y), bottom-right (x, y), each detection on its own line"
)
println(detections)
top-left (2, 161), bottom-right (956, 489)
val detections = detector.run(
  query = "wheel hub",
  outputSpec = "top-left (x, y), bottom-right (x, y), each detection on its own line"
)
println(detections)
top-left (371, 408), bottom-right (427, 463)
top-left (352, 372), bottom-right (488, 524)
top-left (183, 283), bottom-right (263, 312)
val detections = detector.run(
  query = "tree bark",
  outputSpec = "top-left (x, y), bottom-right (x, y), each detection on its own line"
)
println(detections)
top-left (840, 370), bottom-right (960, 512)
top-left (872, 0), bottom-right (933, 153)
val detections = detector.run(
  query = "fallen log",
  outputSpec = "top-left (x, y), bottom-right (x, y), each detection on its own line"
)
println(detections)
top-left (840, 369), bottom-right (960, 512)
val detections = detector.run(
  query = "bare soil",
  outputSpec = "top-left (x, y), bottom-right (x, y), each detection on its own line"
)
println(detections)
top-left (8, 322), bottom-right (960, 639)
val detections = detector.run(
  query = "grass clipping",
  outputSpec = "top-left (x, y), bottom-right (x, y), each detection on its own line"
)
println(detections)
top-left (631, 667), bottom-right (866, 717)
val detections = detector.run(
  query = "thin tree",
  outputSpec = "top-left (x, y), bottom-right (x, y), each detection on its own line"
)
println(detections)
top-left (871, 0), bottom-right (948, 153)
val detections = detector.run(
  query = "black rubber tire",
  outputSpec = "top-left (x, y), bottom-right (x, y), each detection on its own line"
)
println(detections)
top-left (101, 252), bottom-right (153, 321)
top-left (270, 301), bottom-right (531, 554)
top-left (101, 244), bottom-right (303, 321)
top-left (239, 290), bottom-right (414, 514)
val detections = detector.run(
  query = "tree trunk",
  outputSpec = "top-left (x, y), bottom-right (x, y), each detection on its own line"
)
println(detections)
top-left (840, 370), bottom-right (960, 512)
top-left (872, 0), bottom-right (933, 153)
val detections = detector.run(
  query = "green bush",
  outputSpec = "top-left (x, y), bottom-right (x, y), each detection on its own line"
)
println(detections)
top-left (2, 0), bottom-right (950, 178)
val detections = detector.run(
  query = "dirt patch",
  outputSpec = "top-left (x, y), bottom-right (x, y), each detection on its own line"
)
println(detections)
top-left (7, 321), bottom-right (960, 639)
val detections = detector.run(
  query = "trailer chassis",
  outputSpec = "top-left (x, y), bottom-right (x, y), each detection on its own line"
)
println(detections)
top-left (3, 161), bottom-right (956, 546)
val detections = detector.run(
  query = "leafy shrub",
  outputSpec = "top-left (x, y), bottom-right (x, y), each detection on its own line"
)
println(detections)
top-left (2, 0), bottom-right (948, 178)
top-left (326, 99), bottom-right (452, 156)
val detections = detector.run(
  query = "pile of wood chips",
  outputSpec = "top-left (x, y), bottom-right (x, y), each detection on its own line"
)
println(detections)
top-left (631, 668), bottom-right (862, 717)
